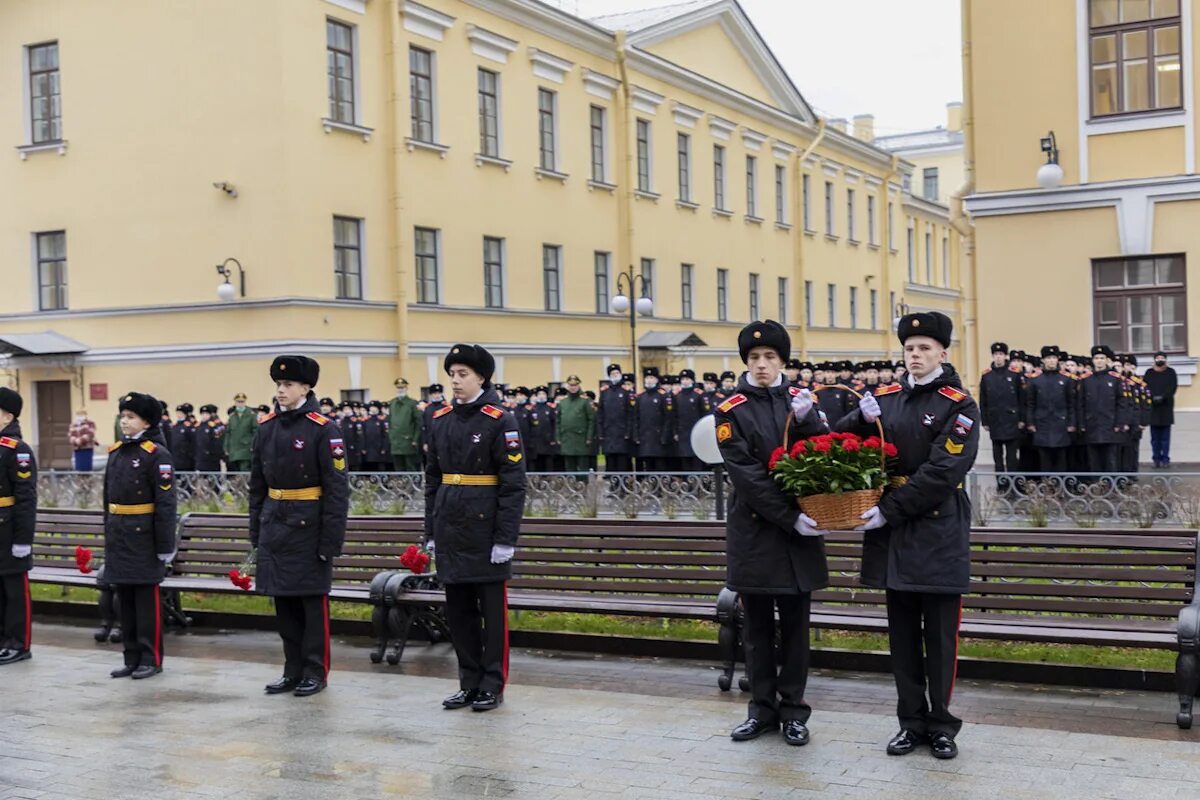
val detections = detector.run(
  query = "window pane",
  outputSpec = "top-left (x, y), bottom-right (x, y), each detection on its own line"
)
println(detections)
top-left (1093, 64), bottom-right (1118, 114)
top-left (1161, 323), bottom-right (1185, 350)
top-left (1158, 258), bottom-right (1184, 284)
top-left (1156, 55), bottom-right (1181, 107)
top-left (1155, 25), bottom-right (1180, 55)
top-left (1096, 261), bottom-right (1123, 287)
top-left (1092, 34), bottom-right (1117, 62)
top-left (1128, 295), bottom-right (1153, 323)
top-left (1127, 259), bottom-right (1155, 285)
top-left (1092, 0), bottom-right (1119, 25)
top-left (1160, 293), bottom-right (1185, 322)
top-left (1130, 325), bottom-right (1154, 351)
top-left (1122, 0), bottom-right (1151, 22)
top-left (1098, 327), bottom-right (1124, 350)
top-left (1124, 29), bottom-right (1148, 58)
top-left (1124, 59), bottom-right (1150, 111)
top-left (1152, 0), bottom-right (1180, 17)
top-left (1099, 298), bottom-right (1121, 324)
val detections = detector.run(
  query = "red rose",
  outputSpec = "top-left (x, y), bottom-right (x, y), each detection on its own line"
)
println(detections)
top-left (842, 439), bottom-right (861, 452)
top-left (789, 441), bottom-right (805, 458)
top-left (812, 440), bottom-right (832, 453)
top-left (768, 446), bottom-right (786, 470)
top-left (863, 436), bottom-right (882, 449)
top-left (828, 432), bottom-right (844, 440)
top-left (883, 442), bottom-right (898, 458)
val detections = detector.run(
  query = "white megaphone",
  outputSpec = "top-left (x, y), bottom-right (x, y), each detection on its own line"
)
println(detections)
top-left (690, 414), bottom-right (724, 465)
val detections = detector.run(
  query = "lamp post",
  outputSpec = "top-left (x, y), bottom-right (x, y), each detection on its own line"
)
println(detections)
top-left (216, 258), bottom-right (245, 301)
top-left (610, 264), bottom-right (654, 380)
top-left (1037, 130), bottom-right (1063, 189)
top-left (892, 299), bottom-right (910, 331)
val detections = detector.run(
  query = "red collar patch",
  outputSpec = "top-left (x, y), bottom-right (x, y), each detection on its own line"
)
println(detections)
top-left (260, 412), bottom-right (277, 423)
top-left (306, 412), bottom-right (329, 426)
top-left (433, 406), bottom-right (453, 419)
top-left (873, 383), bottom-right (902, 396)
top-left (937, 386), bottom-right (967, 403)
top-left (717, 394), bottom-right (747, 413)
top-left (481, 405), bottom-right (504, 419)
top-left (0, 437), bottom-right (18, 449)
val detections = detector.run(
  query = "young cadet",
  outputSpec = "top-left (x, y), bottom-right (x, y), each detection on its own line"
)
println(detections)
top-left (425, 344), bottom-right (526, 712)
top-left (105, 392), bottom-right (177, 680)
top-left (250, 355), bottom-right (350, 697)
top-left (836, 311), bottom-right (979, 760)
top-left (715, 320), bottom-right (829, 747)
top-left (0, 387), bottom-right (36, 665)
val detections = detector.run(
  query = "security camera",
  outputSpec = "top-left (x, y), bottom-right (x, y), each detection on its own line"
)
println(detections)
top-left (212, 181), bottom-right (239, 198)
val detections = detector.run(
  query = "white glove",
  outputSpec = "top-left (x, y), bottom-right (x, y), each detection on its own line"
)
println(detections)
top-left (158, 551), bottom-right (176, 563)
top-left (11, 544), bottom-right (31, 559)
top-left (791, 389), bottom-right (814, 421)
top-left (490, 544), bottom-right (515, 564)
top-left (793, 513), bottom-right (826, 537)
top-left (856, 506), bottom-right (887, 531)
top-left (858, 393), bottom-right (881, 423)
top-left (425, 540), bottom-right (435, 554)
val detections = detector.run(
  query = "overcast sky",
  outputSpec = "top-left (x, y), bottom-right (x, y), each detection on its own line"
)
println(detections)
top-left (565, 0), bottom-right (963, 135)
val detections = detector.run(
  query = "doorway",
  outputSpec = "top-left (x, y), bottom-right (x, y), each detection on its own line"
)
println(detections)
top-left (36, 380), bottom-right (72, 469)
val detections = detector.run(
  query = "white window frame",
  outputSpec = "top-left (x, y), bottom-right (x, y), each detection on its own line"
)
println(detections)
top-left (538, 87), bottom-right (560, 173)
top-left (677, 132), bottom-right (692, 203)
top-left (745, 155), bottom-right (758, 219)
top-left (907, 224), bottom-right (915, 281)
top-left (802, 174), bottom-right (812, 231)
top-left (942, 236), bottom-right (950, 286)
top-left (327, 19), bottom-right (363, 127)
top-left (778, 276), bottom-right (788, 324)
top-left (749, 272), bottom-right (760, 319)
top-left (867, 195), bottom-right (877, 246)
top-left (847, 187), bottom-right (857, 242)
top-left (409, 45), bottom-right (439, 143)
top-left (827, 283), bottom-right (837, 327)
top-left (483, 235), bottom-right (506, 308)
top-left (413, 226), bottom-right (442, 304)
top-left (477, 67), bottom-right (503, 160)
top-left (714, 144), bottom-right (727, 211)
top-left (636, 118), bottom-right (654, 193)
top-left (804, 280), bottom-right (813, 324)
top-left (681, 263), bottom-right (694, 320)
top-left (774, 164), bottom-right (787, 225)
top-left (589, 104), bottom-right (609, 184)
top-left (23, 40), bottom-right (64, 148)
top-left (824, 181), bottom-right (835, 237)
top-left (925, 226), bottom-right (933, 283)
top-left (870, 288), bottom-right (878, 329)
top-left (849, 286), bottom-right (858, 328)
top-left (594, 251), bottom-right (611, 313)
top-left (333, 215), bottom-right (366, 300)
top-left (543, 244), bottom-right (564, 311)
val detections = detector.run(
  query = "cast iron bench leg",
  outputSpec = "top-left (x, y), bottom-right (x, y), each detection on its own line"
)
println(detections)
top-left (1177, 601), bottom-right (1200, 728)
top-left (386, 606), bottom-right (417, 665)
top-left (716, 588), bottom-right (740, 692)
top-left (94, 585), bottom-right (117, 643)
top-left (369, 605), bottom-right (389, 664)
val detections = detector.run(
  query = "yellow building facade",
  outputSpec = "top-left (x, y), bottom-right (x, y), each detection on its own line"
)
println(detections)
top-left (1, 0), bottom-right (963, 465)
top-left (964, 0), bottom-right (1200, 403)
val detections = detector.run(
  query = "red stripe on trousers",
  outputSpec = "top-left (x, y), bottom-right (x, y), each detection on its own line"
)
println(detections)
top-left (501, 584), bottom-right (510, 686)
top-left (22, 573), bottom-right (31, 650)
top-left (947, 597), bottom-right (962, 703)
top-left (323, 596), bottom-right (331, 679)
top-left (153, 585), bottom-right (162, 667)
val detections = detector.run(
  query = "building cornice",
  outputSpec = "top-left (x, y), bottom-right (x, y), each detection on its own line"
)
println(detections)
top-left (0, 297), bottom-right (397, 323)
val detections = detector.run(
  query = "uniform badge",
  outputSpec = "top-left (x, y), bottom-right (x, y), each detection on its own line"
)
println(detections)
top-left (16, 452), bottom-right (31, 479)
top-left (293, 438), bottom-right (305, 450)
top-left (504, 430), bottom-right (521, 450)
top-left (131, 458), bottom-right (141, 468)
top-left (507, 452), bottom-right (523, 463)
top-left (944, 439), bottom-right (964, 455)
top-left (922, 413), bottom-right (935, 427)
top-left (472, 433), bottom-right (482, 444)
top-left (716, 422), bottom-right (732, 443)
top-left (952, 414), bottom-right (974, 439)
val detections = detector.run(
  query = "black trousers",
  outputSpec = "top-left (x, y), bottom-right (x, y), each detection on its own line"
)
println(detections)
top-left (116, 584), bottom-right (162, 669)
top-left (0, 572), bottom-right (31, 652)
top-left (636, 456), bottom-right (665, 473)
top-left (532, 454), bottom-right (556, 473)
top-left (740, 592), bottom-right (812, 725)
top-left (604, 454), bottom-right (633, 473)
top-left (363, 460), bottom-right (391, 473)
top-left (444, 581), bottom-right (509, 694)
top-left (1120, 439), bottom-right (1140, 473)
top-left (562, 455), bottom-right (590, 473)
top-left (274, 594), bottom-right (330, 681)
top-left (1037, 447), bottom-right (1069, 474)
top-left (392, 454), bottom-right (421, 472)
top-left (1087, 443), bottom-right (1119, 473)
top-left (990, 439), bottom-right (1019, 472)
top-left (886, 589), bottom-right (962, 737)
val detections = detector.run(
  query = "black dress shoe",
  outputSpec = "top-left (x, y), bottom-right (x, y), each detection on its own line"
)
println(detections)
top-left (93, 627), bottom-right (111, 643)
top-left (471, 691), bottom-right (503, 711)
top-left (265, 676), bottom-right (301, 694)
top-left (442, 689), bottom-right (479, 709)
top-left (110, 665), bottom-right (136, 679)
top-left (782, 720), bottom-right (810, 746)
top-left (731, 718), bottom-right (779, 741)
top-left (0, 649), bottom-right (31, 665)
top-left (930, 732), bottom-right (958, 759)
top-left (0, 649), bottom-right (11, 661)
top-left (131, 665), bottom-right (162, 680)
top-left (886, 729), bottom-right (925, 755)
top-left (293, 677), bottom-right (327, 697)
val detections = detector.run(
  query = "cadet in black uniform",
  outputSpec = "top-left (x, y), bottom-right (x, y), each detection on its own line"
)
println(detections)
top-left (702, 372), bottom-right (720, 405)
top-left (525, 386), bottom-right (556, 472)
top-left (814, 363), bottom-right (854, 424)
top-left (425, 344), bottom-right (526, 711)
top-left (0, 388), bottom-right (36, 666)
top-left (673, 369), bottom-right (711, 471)
top-left (633, 367), bottom-right (675, 472)
top-left (420, 384), bottom-right (450, 456)
top-left (1080, 345), bottom-right (1131, 474)
top-left (1120, 355), bottom-right (1151, 473)
top-left (195, 404), bottom-right (226, 472)
top-left (250, 355), bottom-right (350, 697)
top-left (978, 342), bottom-right (1023, 475)
top-left (716, 321), bottom-right (828, 747)
top-left (170, 403), bottom-right (197, 471)
top-left (361, 401), bottom-right (391, 472)
top-left (1025, 346), bottom-right (1076, 473)
top-left (338, 402), bottom-right (365, 471)
top-left (105, 392), bottom-right (177, 679)
top-left (719, 370), bottom-right (737, 399)
top-left (597, 363), bottom-right (634, 473)
top-left (835, 311), bottom-right (979, 760)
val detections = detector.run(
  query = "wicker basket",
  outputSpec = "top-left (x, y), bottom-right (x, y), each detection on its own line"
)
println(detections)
top-left (789, 383), bottom-right (888, 532)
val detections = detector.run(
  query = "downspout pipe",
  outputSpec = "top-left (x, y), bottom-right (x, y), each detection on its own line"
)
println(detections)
top-left (948, 0), bottom-right (977, 385)
top-left (794, 118), bottom-right (827, 360)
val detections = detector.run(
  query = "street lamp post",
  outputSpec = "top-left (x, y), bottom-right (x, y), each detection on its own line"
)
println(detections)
top-left (610, 264), bottom-right (654, 379)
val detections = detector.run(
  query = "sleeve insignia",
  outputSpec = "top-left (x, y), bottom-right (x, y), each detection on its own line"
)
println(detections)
top-left (306, 412), bottom-right (330, 426)
top-left (108, 442), bottom-right (121, 453)
top-left (507, 452), bottom-right (523, 463)
top-left (433, 406), bottom-right (453, 419)
top-left (140, 441), bottom-right (158, 454)
top-left (788, 385), bottom-right (802, 397)
top-left (716, 421), bottom-right (733, 442)
top-left (937, 386), bottom-right (967, 403)
top-left (259, 411), bottom-right (276, 424)
top-left (944, 439), bottom-right (965, 455)
top-left (481, 405), bottom-right (504, 419)
top-left (717, 393), bottom-right (747, 413)
top-left (0, 437), bottom-right (18, 449)
top-left (874, 384), bottom-right (902, 396)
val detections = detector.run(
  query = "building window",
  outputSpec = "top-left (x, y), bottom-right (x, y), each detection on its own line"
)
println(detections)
top-left (870, 288), bottom-right (878, 329)
top-left (640, 258), bottom-right (655, 303)
top-left (746, 155), bottom-right (758, 218)
top-left (922, 167), bottom-right (939, 201)
top-left (590, 105), bottom-right (607, 182)
top-left (824, 181), bottom-right (834, 236)
top-left (802, 174), bottom-right (812, 230)
top-left (483, 236), bottom-right (504, 308)
top-left (925, 228), bottom-right (933, 283)
top-left (888, 201), bottom-right (895, 249)
top-left (594, 251), bottom-right (611, 313)
top-left (27, 42), bottom-right (62, 144)
top-left (778, 277), bottom-right (788, 324)
top-left (717, 268), bottom-right (729, 321)
top-left (636, 119), bottom-right (652, 192)
top-left (942, 236), bottom-right (950, 285)
top-left (327, 21), bottom-right (356, 125)
top-left (414, 227), bottom-right (439, 304)
top-left (827, 283), bottom-right (837, 327)
top-left (478, 68), bottom-right (500, 158)
top-left (907, 226), bottom-right (915, 281)
top-left (1090, 0), bottom-right (1182, 117)
top-left (1093, 255), bottom-right (1186, 352)
top-left (849, 286), bottom-right (858, 328)
top-left (543, 245), bottom-right (562, 311)
top-left (677, 133), bottom-right (692, 202)
top-left (35, 230), bottom-right (67, 311)
top-left (749, 273), bottom-right (760, 319)
top-left (867, 195), bottom-right (877, 245)
top-left (775, 165), bottom-right (787, 225)
top-left (804, 280), bottom-right (813, 324)
top-left (538, 88), bottom-right (558, 171)
top-left (333, 216), bottom-right (362, 300)
top-left (847, 188), bottom-right (857, 241)
top-left (681, 263), bottom-right (694, 320)
top-left (714, 145), bottom-right (727, 210)
top-left (409, 46), bottom-right (434, 142)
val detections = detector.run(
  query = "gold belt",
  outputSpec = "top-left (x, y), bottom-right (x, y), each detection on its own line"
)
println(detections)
top-left (442, 474), bottom-right (499, 486)
top-left (269, 487), bottom-right (323, 501)
top-left (108, 502), bottom-right (155, 515)
top-left (0, 496), bottom-right (13, 508)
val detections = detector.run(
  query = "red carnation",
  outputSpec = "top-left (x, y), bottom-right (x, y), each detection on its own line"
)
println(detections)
top-left (789, 441), bottom-right (806, 458)
top-left (842, 438), bottom-right (861, 452)
top-left (883, 442), bottom-right (899, 458)
top-left (828, 431), bottom-right (844, 440)
top-left (75, 546), bottom-right (94, 575)
top-left (768, 446), bottom-right (786, 470)
top-left (812, 440), bottom-right (832, 453)
top-left (862, 436), bottom-right (882, 449)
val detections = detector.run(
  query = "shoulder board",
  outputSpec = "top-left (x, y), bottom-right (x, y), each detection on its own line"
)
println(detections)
top-left (0, 437), bottom-right (18, 449)
top-left (599, 384), bottom-right (608, 391)
top-left (717, 394), bottom-right (747, 413)
top-left (306, 412), bottom-right (329, 426)
top-left (938, 386), bottom-right (968, 403)
top-left (481, 404), bottom-right (504, 419)
top-left (874, 383), bottom-right (902, 396)
top-left (140, 441), bottom-right (158, 454)
top-left (108, 442), bottom-right (121, 453)
top-left (788, 385), bottom-right (802, 397)
top-left (1132, 376), bottom-right (1146, 385)
top-left (693, 387), bottom-right (704, 395)
top-left (259, 412), bottom-right (277, 423)
top-left (1008, 365), bottom-right (1022, 373)
top-left (433, 406), bottom-right (453, 419)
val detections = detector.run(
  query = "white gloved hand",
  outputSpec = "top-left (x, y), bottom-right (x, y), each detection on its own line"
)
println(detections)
top-left (11, 544), bottom-right (32, 559)
top-left (856, 506), bottom-right (887, 531)
top-left (490, 544), bottom-right (515, 564)
top-left (858, 393), bottom-right (881, 423)
top-left (793, 513), bottom-right (827, 537)
top-left (425, 540), bottom-right (435, 554)
top-left (791, 389), bottom-right (814, 421)
top-left (157, 551), bottom-right (176, 563)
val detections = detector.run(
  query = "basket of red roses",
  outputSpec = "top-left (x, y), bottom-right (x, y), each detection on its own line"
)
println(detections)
top-left (769, 385), bottom-right (898, 531)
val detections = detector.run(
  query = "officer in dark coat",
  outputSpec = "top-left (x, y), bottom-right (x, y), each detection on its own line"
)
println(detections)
top-left (673, 369), bottom-right (711, 471)
top-left (716, 320), bottom-right (828, 747)
top-left (597, 364), bottom-right (634, 472)
top-left (420, 384), bottom-right (450, 456)
top-left (105, 392), bottom-right (177, 680)
top-left (1145, 352), bottom-right (1178, 467)
top-left (1024, 346), bottom-right (1077, 473)
top-left (0, 388), bottom-right (36, 665)
top-left (978, 342), bottom-right (1023, 474)
top-left (702, 372), bottom-right (721, 406)
top-left (337, 402), bottom-right (365, 471)
top-left (194, 404), bottom-right (226, 472)
top-left (170, 403), bottom-right (197, 471)
top-left (425, 344), bottom-right (526, 712)
top-left (814, 363), bottom-right (854, 424)
top-left (525, 386), bottom-right (556, 472)
top-left (1119, 355), bottom-right (1151, 473)
top-left (249, 355), bottom-right (350, 697)
top-left (633, 367), bottom-right (675, 472)
top-left (718, 370), bottom-right (737, 401)
top-left (1079, 345), bottom-right (1131, 474)
top-left (835, 311), bottom-right (979, 760)
top-left (361, 401), bottom-right (391, 472)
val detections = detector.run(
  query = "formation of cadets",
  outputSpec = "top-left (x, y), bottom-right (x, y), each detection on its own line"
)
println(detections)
top-left (978, 342), bottom-right (1153, 476)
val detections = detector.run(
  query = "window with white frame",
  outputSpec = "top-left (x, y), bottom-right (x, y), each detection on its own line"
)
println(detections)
top-left (27, 42), bottom-right (62, 144)
top-left (775, 165), bottom-right (786, 225)
top-left (907, 225), bottom-right (915, 281)
top-left (35, 230), bottom-right (67, 311)
top-left (942, 236), bottom-right (950, 285)
top-left (677, 132), bottom-right (692, 202)
top-left (922, 167), bottom-right (939, 201)
top-left (590, 105), bottom-right (607, 182)
top-left (483, 236), bottom-right (504, 308)
top-left (925, 228), bottom-right (933, 283)
top-left (827, 283), bottom-right (837, 327)
top-left (804, 280), bottom-right (813, 324)
top-left (594, 251), bottom-right (610, 313)
top-left (849, 286), bottom-right (858, 328)
top-left (778, 277), bottom-right (788, 324)
top-left (414, 226), bottom-right (439, 304)
top-left (538, 88), bottom-right (558, 171)
top-left (870, 288), bottom-right (878, 329)
top-left (543, 244), bottom-right (562, 311)
top-left (409, 46), bottom-right (435, 142)
top-left (867, 195), bottom-right (877, 245)
top-left (478, 68), bottom-right (500, 158)
top-left (714, 145), bottom-right (727, 210)
top-left (333, 216), bottom-right (363, 300)
top-left (847, 188), bottom-right (857, 241)
top-left (746, 155), bottom-right (758, 218)
top-left (640, 257), bottom-right (655, 305)
top-left (1089, 0), bottom-right (1182, 117)
top-left (681, 263), bottom-right (694, 319)
top-left (888, 201), bottom-right (896, 249)
top-left (327, 21), bottom-right (356, 125)
top-left (717, 268), bottom-right (728, 321)
top-left (749, 273), bottom-right (760, 319)
top-left (637, 119), bottom-right (652, 192)
top-left (824, 181), bottom-right (834, 236)
top-left (802, 174), bottom-right (812, 230)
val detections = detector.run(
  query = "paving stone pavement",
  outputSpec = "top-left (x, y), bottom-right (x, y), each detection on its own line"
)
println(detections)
top-left (2, 623), bottom-right (1199, 800)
